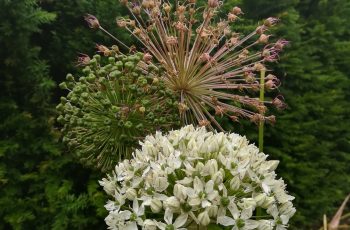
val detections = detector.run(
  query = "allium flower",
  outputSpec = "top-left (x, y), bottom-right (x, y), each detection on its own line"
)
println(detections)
top-left (100, 126), bottom-right (295, 229)
top-left (57, 51), bottom-right (179, 171)
top-left (110, 1), bottom-right (288, 130)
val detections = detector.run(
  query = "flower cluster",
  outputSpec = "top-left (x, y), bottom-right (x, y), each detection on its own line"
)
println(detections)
top-left (100, 125), bottom-right (295, 229)
top-left (112, 0), bottom-right (288, 130)
top-left (57, 51), bottom-right (179, 171)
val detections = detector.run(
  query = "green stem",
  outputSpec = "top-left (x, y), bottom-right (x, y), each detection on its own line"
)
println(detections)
top-left (258, 69), bottom-right (266, 153)
top-left (257, 69), bottom-right (266, 219)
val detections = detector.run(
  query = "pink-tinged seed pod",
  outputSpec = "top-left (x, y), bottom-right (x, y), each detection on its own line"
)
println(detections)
top-left (77, 54), bottom-right (91, 66)
top-left (264, 17), bottom-right (279, 27)
top-left (208, 0), bottom-right (219, 8)
top-left (143, 53), bottom-right (153, 63)
top-left (200, 53), bottom-right (211, 62)
top-left (96, 44), bottom-right (111, 56)
top-left (275, 39), bottom-right (289, 50)
top-left (84, 14), bottom-right (100, 29)
top-left (228, 13), bottom-right (238, 22)
top-left (272, 96), bottom-right (287, 110)
top-left (116, 19), bottom-right (127, 27)
top-left (258, 34), bottom-right (270, 44)
top-left (232, 6), bottom-right (243, 15)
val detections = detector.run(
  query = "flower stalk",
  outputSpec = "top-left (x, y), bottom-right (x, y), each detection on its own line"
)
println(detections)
top-left (259, 68), bottom-right (266, 152)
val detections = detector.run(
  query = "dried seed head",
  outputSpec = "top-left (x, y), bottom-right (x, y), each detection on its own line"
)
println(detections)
top-left (116, 18), bottom-right (127, 27)
top-left (230, 115), bottom-right (239, 122)
top-left (132, 6), bottom-right (141, 15)
top-left (178, 103), bottom-right (189, 114)
top-left (133, 28), bottom-right (142, 35)
top-left (163, 3), bottom-right (171, 13)
top-left (199, 119), bottom-right (210, 127)
top-left (250, 114), bottom-right (264, 124)
top-left (177, 5), bottom-right (186, 14)
top-left (166, 36), bottom-right (178, 45)
top-left (266, 115), bottom-right (276, 125)
top-left (96, 44), bottom-right (111, 56)
top-left (84, 14), bottom-right (100, 29)
top-left (244, 72), bottom-right (256, 83)
top-left (215, 106), bottom-right (225, 117)
top-left (119, 0), bottom-right (128, 5)
top-left (253, 63), bottom-right (266, 71)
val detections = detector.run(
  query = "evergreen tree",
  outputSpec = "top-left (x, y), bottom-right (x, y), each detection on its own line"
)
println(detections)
top-left (0, 1), bottom-right (106, 229)
top-left (231, 0), bottom-right (350, 228)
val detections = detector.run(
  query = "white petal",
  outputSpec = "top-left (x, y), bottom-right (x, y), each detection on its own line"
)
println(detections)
top-left (205, 180), bottom-right (214, 193)
top-left (173, 214), bottom-right (188, 228)
top-left (217, 216), bottom-right (236, 226)
top-left (164, 208), bottom-right (173, 225)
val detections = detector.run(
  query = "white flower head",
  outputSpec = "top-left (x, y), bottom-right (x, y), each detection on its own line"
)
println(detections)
top-left (100, 125), bottom-right (295, 229)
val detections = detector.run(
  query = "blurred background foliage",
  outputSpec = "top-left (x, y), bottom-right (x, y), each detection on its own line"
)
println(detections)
top-left (0, 0), bottom-right (349, 229)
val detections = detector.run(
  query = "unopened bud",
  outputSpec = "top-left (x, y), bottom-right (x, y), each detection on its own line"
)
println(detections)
top-left (143, 219), bottom-right (157, 230)
top-left (262, 196), bottom-right (275, 208)
top-left (230, 176), bottom-right (240, 190)
top-left (254, 193), bottom-right (267, 206)
top-left (212, 171), bottom-right (223, 185)
top-left (126, 188), bottom-right (137, 200)
top-left (150, 198), bottom-right (163, 213)
top-left (198, 211), bottom-right (211, 226)
top-left (164, 196), bottom-right (180, 211)
top-left (207, 205), bottom-right (218, 217)
top-left (139, 106), bottom-right (146, 113)
top-left (174, 184), bottom-right (187, 200)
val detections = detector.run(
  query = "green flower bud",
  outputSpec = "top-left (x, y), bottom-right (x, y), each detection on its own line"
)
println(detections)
top-left (93, 54), bottom-right (101, 61)
top-left (124, 61), bottom-right (135, 70)
top-left (59, 82), bottom-right (68, 90)
top-left (124, 121), bottom-right (133, 128)
top-left (108, 57), bottom-right (115, 64)
top-left (66, 73), bottom-right (74, 81)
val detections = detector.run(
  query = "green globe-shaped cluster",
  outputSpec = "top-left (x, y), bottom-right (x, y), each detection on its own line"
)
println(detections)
top-left (57, 52), bottom-right (179, 171)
